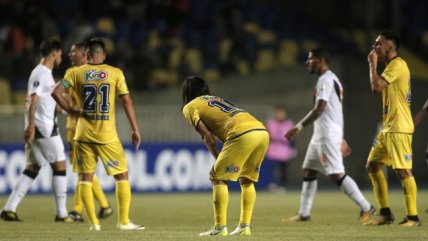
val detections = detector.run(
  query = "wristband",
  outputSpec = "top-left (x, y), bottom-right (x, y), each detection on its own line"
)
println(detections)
top-left (295, 122), bottom-right (304, 131)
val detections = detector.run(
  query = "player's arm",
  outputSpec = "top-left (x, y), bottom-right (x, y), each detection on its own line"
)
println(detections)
top-left (196, 120), bottom-right (219, 159)
top-left (51, 81), bottom-right (81, 117)
top-left (120, 94), bottom-right (141, 150)
top-left (285, 100), bottom-right (326, 141)
top-left (25, 93), bottom-right (39, 143)
top-left (414, 98), bottom-right (428, 127)
top-left (368, 49), bottom-right (388, 93)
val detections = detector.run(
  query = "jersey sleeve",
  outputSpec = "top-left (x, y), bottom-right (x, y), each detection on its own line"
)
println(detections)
top-left (182, 104), bottom-right (201, 128)
top-left (116, 69), bottom-right (129, 96)
top-left (315, 76), bottom-right (333, 102)
top-left (381, 59), bottom-right (402, 84)
top-left (28, 73), bottom-right (43, 95)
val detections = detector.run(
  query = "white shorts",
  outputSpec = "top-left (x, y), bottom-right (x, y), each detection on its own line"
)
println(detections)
top-left (25, 135), bottom-right (66, 166)
top-left (302, 141), bottom-right (345, 175)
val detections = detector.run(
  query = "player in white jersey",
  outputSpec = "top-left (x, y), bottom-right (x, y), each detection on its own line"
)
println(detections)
top-left (282, 47), bottom-right (374, 223)
top-left (1, 38), bottom-right (73, 222)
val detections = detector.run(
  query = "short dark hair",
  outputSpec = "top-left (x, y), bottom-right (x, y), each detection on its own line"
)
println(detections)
top-left (182, 76), bottom-right (211, 106)
top-left (40, 38), bottom-right (61, 57)
top-left (380, 30), bottom-right (400, 50)
top-left (87, 38), bottom-right (106, 57)
top-left (74, 41), bottom-right (87, 50)
top-left (309, 46), bottom-right (330, 63)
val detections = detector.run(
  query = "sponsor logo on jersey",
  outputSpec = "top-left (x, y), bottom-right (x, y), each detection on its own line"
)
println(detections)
top-left (225, 165), bottom-right (239, 173)
top-left (106, 160), bottom-right (119, 168)
top-left (33, 81), bottom-right (40, 87)
top-left (404, 154), bottom-right (412, 162)
top-left (85, 70), bottom-right (108, 81)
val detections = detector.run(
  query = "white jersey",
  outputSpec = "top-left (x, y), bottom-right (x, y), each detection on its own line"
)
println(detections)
top-left (25, 64), bottom-right (59, 138)
top-left (311, 70), bottom-right (343, 143)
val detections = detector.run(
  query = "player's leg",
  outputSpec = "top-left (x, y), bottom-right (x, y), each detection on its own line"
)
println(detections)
top-left (364, 133), bottom-right (393, 225)
top-left (100, 141), bottom-right (143, 230)
top-left (46, 136), bottom-right (71, 222)
top-left (323, 142), bottom-right (373, 221)
top-left (283, 142), bottom-right (321, 222)
top-left (230, 130), bottom-right (268, 236)
top-left (67, 137), bottom-right (84, 222)
top-left (2, 141), bottom-right (46, 221)
top-left (92, 174), bottom-right (112, 219)
top-left (199, 179), bottom-right (229, 236)
top-left (75, 141), bottom-right (100, 230)
top-left (1, 161), bottom-right (40, 221)
top-left (389, 133), bottom-right (420, 226)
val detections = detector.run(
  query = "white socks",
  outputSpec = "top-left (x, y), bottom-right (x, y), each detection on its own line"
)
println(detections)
top-left (298, 178), bottom-right (318, 217)
top-left (3, 174), bottom-right (34, 212)
top-left (339, 175), bottom-right (371, 212)
top-left (52, 174), bottom-right (68, 218)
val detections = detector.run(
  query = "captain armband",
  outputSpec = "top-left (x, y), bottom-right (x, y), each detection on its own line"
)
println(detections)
top-left (59, 79), bottom-right (72, 89)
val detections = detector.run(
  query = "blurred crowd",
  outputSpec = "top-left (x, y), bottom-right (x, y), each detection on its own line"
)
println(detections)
top-left (0, 0), bottom-right (426, 94)
top-left (0, 0), bottom-right (350, 93)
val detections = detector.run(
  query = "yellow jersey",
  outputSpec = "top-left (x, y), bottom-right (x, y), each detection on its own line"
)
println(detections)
top-left (182, 95), bottom-right (266, 142)
top-left (62, 63), bottom-right (129, 144)
top-left (65, 66), bottom-right (78, 131)
top-left (380, 57), bottom-right (413, 134)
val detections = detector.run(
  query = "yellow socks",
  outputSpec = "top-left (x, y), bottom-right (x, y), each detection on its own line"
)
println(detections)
top-left (240, 183), bottom-right (256, 225)
top-left (73, 182), bottom-right (83, 213)
top-left (116, 180), bottom-right (131, 225)
top-left (79, 181), bottom-right (99, 225)
top-left (401, 176), bottom-right (418, 216)
top-left (92, 175), bottom-right (109, 208)
top-left (213, 184), bottom-right (229, 227)
top-left (368, 170), bottom-right (389, 209)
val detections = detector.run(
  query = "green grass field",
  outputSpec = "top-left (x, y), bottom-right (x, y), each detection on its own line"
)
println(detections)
top-left (1, 190), bottom-right (427, 241)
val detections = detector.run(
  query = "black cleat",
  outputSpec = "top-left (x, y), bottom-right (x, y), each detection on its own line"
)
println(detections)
top-left (1, 210), bottom-right (22, 222)
top-left (69, 211), bottom-right (84, 222)
top-left (55, 215), bottom-right (74, 223)
top-left (98, 206), bottom-right (113, 219)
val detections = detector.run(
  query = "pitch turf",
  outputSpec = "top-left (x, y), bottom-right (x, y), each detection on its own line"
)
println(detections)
top-left (0, 190), bottom-right (427, 240)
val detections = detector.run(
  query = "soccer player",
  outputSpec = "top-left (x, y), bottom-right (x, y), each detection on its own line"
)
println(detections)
top-left (283, 47), bottom-right (374, 223)
top-left (181, 76), bottom-right (269, 236)
top-left (51, 38), bottom-right (143, 231)
top-left (364, 30), bottom-right (420, 226)
top-left (65, 42), bottom-right (113, 222)
top-left (0, 38), bottom-right (73, 222)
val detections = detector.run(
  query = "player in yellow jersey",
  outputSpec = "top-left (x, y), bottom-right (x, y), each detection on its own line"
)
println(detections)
top-left (182, 76), bottom-right (269, 236)
top-left (51, 38), bottom-right (144, 231)
top-left (65, 42), bottom-right (113, 222)
top-left (364, 30), bottom-right (420, 226)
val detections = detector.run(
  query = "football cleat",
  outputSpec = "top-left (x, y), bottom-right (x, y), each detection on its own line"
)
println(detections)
top-left (116, 221), bottom-right (145, 230)
top-left (363, 213), bottom-right (394, 226)
top-left (69, 210), bottom-right (84, 222)
top-left (281, 214), bottom-right (310, 222)
top-left (229, 225), bottom-right (251, 236)
top-left (358, 206), bottom-right (376, 222)
top-left (98, 206), bottom-right (113, 219)
top-left (1, 210), bottom-right (22, 222)
top-left (398, 217), bottom-right (421, 227)
top-left (90, 224), bottom-right (101, 231)
top-left (55, 215), bottom-right (74, 223)
top-left (199, 226), bottom-right (228, 236)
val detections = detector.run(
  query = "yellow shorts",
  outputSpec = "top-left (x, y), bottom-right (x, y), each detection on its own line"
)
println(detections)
top-left (367, 132), bottom-right (413, 169)
top-left (213, 130), bottom-right (269, 182)
top-left (67, 129), bottom-right (78, 173)
top-left (74, 141), bottom-right (128, 176)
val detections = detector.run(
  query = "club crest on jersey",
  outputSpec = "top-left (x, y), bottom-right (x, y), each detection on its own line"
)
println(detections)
top-left (106, 160), bottom-right (119, 168)
top-left (225, 165), bottom-right (240, 173)
top-left (255, 166), bottom-right (261, 173)
top-left (85, 70), bottom-right (108, 81)
top-left (404, 154), bottom-right (412, 162)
